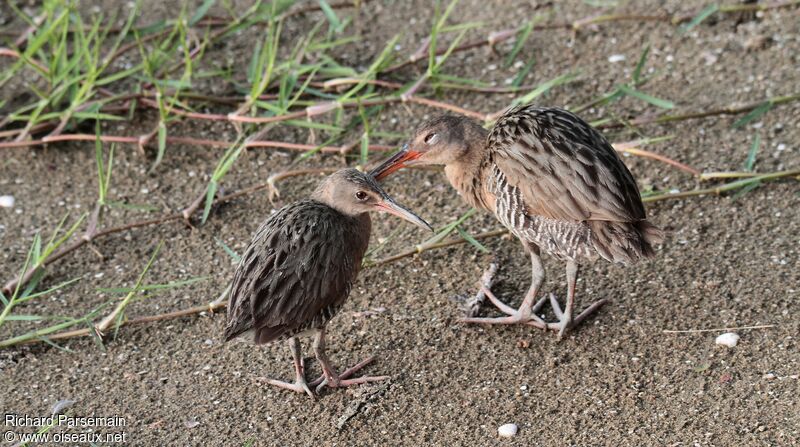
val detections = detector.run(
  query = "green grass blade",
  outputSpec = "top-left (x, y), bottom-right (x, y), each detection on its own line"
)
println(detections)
top-left (731, 180), bottom-right (761, 201)
top-left (419, 208), bottom-right (477, 248)
top-left (514, 71), bottom-right (580, 105)
top-left (153, 121), bottom-right (168, 169)
top-left (215, 238), bottom-right (241, 262)
top-left (5, 315), bottom-right (44, 321)
top-left (190, 0), bottom-right (216, 26)
top-left (97, 276), bottom-right (209, 294)
top-left (505, 22), bottom-right (533, 67)
top-left (744, 133), bottom-right (760, 172)
top-left (632, 44), bottom-right (650, 84)
top-left (457, 227), bottom-right (489, 253)
top-left (202, 181), bottom-right (218, 224)
top-left (732, 101), bottom-right (773, 128)
top-left (680, 4), bottom-right (719, 34)
top-left (317, 0), bottom-right (344, 33)
top-left (512, 57), bottom-right (536, 87)
top-left (618, 84), bottom-right (674, 109)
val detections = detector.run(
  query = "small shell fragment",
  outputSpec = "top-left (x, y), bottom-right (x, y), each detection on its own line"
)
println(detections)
top-left (498, 423), bottom-right (518, 438)
top-left (0, 195), bottom-right (15, 208)
top-left (715, 332), bottom-right (740, 348)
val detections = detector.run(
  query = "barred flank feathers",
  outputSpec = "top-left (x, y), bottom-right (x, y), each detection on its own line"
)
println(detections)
top-left (589, 220), bottom-right (664, 265)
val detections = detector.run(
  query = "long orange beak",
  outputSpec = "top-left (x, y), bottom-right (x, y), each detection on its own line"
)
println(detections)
top-left (369, 144), bottom-right (422, 181)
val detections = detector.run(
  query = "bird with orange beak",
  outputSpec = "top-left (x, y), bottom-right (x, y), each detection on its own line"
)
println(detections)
top-left (371, 106), bottom-right (662, 339)
top-left (224, 168), bottom-right (432, 396)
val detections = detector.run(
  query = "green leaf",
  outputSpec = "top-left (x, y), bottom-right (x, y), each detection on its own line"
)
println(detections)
top-left (632, 44), bottom-right (650, 84)
top-left (457, 227), bottom-right (489, 253)
top-left (318, 0), bottom-right (344, 33)
top-left (731, 180), bottom-right (761, 201)
top-left (618, 84), bottom-right (675, 109)
top-left (95, 121), bottom-right (106, 202)
top-left (190, 0), bottom-right (216, 26)
top-left (732, 101), bottom-right (773, 128)
top-left (744, 133), bottom-right (760, 172)
top-left (152, 121), bottom-right (167, 170)
top-left (215, 238), bottom-right (241, 262)
top-left (73, 112), bottom-right (125, 121)
top-left (6, 315), bottom-right (44, 321)
top-left (283, 120), bottom-right (343, 132)
top-left (97, 276), bottom-right (210, 294)
top-left (505, 22), bottom-right (533, 68)
top-left (247, 38), bottom-right (263, 85)
top-left (360, 132), bottom-right (370, 167)
top-left (18, 277), bottom-right (81, 304)
top-left (512, 57), bottom-right (535, 88)
top-left (85, 319), bottom-right (106, 351)
top-left (515, 71), bottom-right (580, 105)
top-left (202, 181), bottom-right (218, 224)
top-left (420, 208), bottom-right (477, 248)
top-left (680, 4), bottom-right (719, 34)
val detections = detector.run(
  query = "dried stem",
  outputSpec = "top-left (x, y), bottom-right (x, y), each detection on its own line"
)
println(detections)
top-left (662, 324), bottom-right (777, 334)
top-left (0, 134), bottom-right (394, 153)
top-left (613, 140), bottom-right (701, 177)
top-left (643, 168), bottom-right (800, 203)
top-left (596, 93), bottom-right (800, 130)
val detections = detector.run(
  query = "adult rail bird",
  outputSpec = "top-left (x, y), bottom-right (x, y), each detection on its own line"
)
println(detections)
top-left (371, 106), bottom-right (663, 339)
top-left (224, 168), bottom-right (431, 396)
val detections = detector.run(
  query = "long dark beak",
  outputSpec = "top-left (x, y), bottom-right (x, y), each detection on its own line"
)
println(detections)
top-left (369, 144), bottom-right (422, 181)
top-left (375, 198), bottom-right (433, 232)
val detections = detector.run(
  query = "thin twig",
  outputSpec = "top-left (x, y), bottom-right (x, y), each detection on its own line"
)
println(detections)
top-left (613, 140), bottom-right (701, 177)
top-left (663, 324), bottom-right (777, 334)
top-left (0, 134), bottom-right (394, 153)
top-left (643, 168), bottom-right (800, 203)
top-left (596, 93), bottom-right (800, 130)
top-left (369, 229), bottom-right (510, 267)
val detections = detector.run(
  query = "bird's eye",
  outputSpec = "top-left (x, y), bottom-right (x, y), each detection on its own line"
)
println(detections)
top-left (424, 133), bottom-right (438, 144)
top-left (355, 191), bottom-right (368, 201)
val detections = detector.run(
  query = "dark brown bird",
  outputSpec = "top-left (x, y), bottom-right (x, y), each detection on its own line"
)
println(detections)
top-left (371, 105), bottom-right (663, 339)
top-left (224, 168), bottom-right (431, 396)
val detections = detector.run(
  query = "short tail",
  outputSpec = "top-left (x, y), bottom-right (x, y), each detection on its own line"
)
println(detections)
top-left (589, 220), bottom-right (664, 265)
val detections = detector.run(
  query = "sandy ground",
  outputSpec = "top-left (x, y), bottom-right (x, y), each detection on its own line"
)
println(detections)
top-left (1, 1), bottom-right (799, 445)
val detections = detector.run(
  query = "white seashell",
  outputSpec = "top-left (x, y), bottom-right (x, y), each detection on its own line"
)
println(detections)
top-left (715, 332), bottom-right (740, 348)
top-left (0, 195), bottom-right (15, 208)
top-left (498, 423), bottom-right (518, 438)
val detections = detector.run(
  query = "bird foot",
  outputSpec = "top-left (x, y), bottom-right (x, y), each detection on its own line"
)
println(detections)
top-left (263, 377), bottom-right (314, 398)
top-left (544, 293), bottom-right (608, 340)
top-left (458, 288), bottom-right (607, 339)
top-left (458, 286), bottom-right (552, 329)
top-left (308, 356), bottom-right (389, 393)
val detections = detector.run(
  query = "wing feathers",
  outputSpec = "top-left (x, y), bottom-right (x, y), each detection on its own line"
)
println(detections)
top-left (224, 200), bottom-right (369, 344)
top-left (489, 106), bottom-right (646, 223)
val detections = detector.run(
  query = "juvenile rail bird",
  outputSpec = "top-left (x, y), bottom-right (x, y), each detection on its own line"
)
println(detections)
top-left (224, 168), bottom-right (431, 396)
top-left (371, 106), bottom-right (663, 339)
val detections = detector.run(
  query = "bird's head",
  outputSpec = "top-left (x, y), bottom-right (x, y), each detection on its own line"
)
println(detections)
top-left (370, 114), bottom-right (485, 181)
top-left (314, 168), bottom-right (432, 231)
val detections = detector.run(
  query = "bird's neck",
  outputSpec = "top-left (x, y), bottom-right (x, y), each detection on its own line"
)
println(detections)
top-left (444, 124), bottom-right (492, 211)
